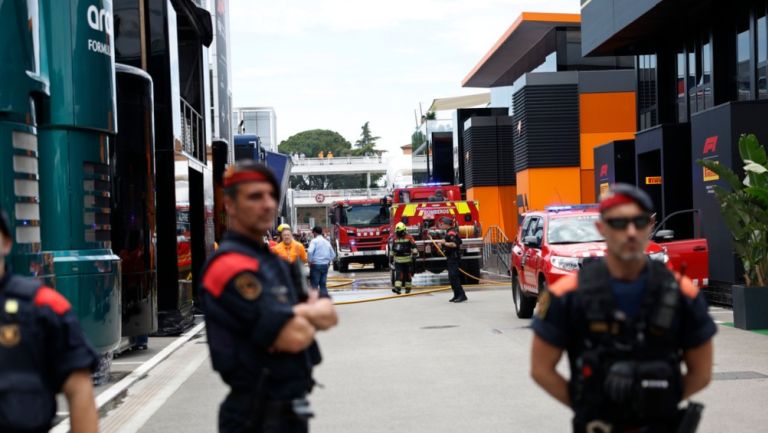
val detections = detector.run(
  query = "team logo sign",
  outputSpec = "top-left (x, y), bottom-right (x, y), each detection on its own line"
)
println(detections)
top-left (0, 324), bottom-right (21, 348)
top-left (234, 273), bottom-right (262, 301)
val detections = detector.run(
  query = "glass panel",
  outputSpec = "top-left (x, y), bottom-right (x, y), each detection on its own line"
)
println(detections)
top-left (737, 24), bottom-right (752, 101)
top-left (758, 14), bottom-right (767, 100)
top-left (677, 51), bottom-right (687, 122)
top-left (688, 49), bottom-right (697, 113)
top-left (702, 37), bottom-right (713, 109)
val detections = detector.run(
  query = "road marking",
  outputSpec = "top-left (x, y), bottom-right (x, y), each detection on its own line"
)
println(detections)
top-left (50, 321), bottom-right (206, 433)
top-left (99, 342), bottom-right (209, 433)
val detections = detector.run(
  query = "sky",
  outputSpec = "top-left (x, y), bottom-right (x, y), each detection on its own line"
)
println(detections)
top-left (228, 0), bottom-right (581, 155)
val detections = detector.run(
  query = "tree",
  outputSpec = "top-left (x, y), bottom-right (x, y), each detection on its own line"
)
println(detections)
top-left (353, 121), bottom-right (380, 153)
top-left (278, 129), bottom-right (381, 190)
top-left (278, 129), bottom-right (352, 158)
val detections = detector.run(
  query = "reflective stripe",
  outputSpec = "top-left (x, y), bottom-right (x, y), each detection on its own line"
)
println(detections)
top-left (456, 202), bottom-right (470, 214)
top-left (402, 204), bottom-right (417, 217)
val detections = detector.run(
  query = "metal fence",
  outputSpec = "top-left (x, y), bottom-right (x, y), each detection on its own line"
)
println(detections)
top-left (291, 156), bottom-right (385, 166)
top-left (483, 225), bottom-right (512, 277)
top-left (290, 188), bottom-right (389, 199)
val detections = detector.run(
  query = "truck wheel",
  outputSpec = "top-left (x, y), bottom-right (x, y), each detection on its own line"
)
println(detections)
top-left (339, 259), bottom-right (349, 273)
top-left (513, 275), bottom-right (536, 319)
top-left (461, 260), bottom-right (481, 285)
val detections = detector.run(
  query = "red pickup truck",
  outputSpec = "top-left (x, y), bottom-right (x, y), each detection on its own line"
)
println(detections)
top-left (510, 205), bottom-right (709, 318)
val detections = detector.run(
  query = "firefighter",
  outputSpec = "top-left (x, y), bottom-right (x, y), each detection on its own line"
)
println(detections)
top-left (199, 161), bottom-right (338, 433)
top-left (0, 211), bottom-right (100, 433)
top-left (391, 222), bottom-right (418, 294)
top-left (530, 184), bottom-right (716, 433)
top-left (443, 228), bottom-right (467, 303)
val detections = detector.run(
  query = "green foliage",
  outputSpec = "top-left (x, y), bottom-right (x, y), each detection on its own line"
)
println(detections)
top-left (697, 134), bottom-right (768, 286)
top-left (278, 128), bottom-right (383, 190)
top-left (411, 130), bottom-right (425, 147)
top-left (278, 129), bottom-right (353, 157)
top-left (352, 121), bottom-right (381, 155)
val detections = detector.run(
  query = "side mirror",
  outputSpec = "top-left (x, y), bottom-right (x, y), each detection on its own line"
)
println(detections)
top-left (524, 235), bottom-right (540, 248)
top-left (654, 229), bottom-right (675, 240)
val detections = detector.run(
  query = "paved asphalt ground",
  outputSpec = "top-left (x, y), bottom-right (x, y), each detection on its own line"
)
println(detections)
top-left (93, 270), bottom-right (768, 433)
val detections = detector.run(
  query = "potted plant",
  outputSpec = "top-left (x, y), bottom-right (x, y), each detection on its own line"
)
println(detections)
top-left (698, 133), bottom-right (768, 330)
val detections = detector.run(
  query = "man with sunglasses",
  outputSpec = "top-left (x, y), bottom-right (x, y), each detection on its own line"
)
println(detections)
top-left (530, 184), bottom-right (716, 433)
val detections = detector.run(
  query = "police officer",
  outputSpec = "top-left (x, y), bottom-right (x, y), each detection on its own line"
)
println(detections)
top-left (199, 161), bottom-right (338, 433)
top-left (391, 222), bottom-right (417, 294)
top-left (0, 211), bottom-right (99, 433)
top-left (443, 228), bottom-right (467, 303)
top-left (530, 184), bottom-right (716, 433)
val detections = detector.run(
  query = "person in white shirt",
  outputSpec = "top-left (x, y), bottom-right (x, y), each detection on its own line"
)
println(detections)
top-left (307, 226), bottom-right (336, 297)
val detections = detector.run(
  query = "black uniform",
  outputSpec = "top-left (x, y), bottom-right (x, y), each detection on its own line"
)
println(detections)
top-left (199, 231), bottom-right (321, 433)
top-left (444, 232), bottom-right (466, 302)
top-left (0, 273), bottom-right (99, 433)
top-left (532, 259), bottom-right (717, 433)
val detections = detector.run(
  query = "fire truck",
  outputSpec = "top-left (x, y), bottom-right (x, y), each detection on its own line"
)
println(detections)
top-left (389, 184), bottom-right (483, 283)
top-left (329, 198), bottom-right (391, 272)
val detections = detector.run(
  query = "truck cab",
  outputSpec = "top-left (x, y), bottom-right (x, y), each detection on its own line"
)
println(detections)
top-left (510, 205), bottom-right (709, 318)
top-left (329, 198), bottom-right (391, 272)
top-left (390, 184), bottom-right (483, 283)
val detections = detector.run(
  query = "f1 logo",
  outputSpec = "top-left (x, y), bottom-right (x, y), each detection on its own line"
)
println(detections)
top-left (599, 164), bottom-right (608, 177)
top-left (703, 136), bottom-right (718, 154)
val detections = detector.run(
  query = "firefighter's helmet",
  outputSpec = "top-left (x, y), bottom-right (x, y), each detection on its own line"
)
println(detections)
top-left (395, 222), bottom-right (407, 234)
top-left (277, 223), bottom-right (291, 233)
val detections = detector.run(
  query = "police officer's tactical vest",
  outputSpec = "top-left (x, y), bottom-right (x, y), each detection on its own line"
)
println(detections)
top-left (200, 235), bottom-right (319, 400)
top-left (0, 276), bottom-right (56, 432)
top-left (570, 259), bottom-right (683, 425)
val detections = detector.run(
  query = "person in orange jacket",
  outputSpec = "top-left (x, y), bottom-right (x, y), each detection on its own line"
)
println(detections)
top-left (272, 224), bottom-right (308, 264)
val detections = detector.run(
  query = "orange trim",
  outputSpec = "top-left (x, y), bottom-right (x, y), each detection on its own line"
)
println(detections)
top-left (549, 273), bottom-right (578, 297)
top-left (462, 12), bottom-right (581, 86)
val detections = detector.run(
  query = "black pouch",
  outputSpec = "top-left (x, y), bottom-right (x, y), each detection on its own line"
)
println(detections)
top-left (635, 360), bottom-right (681, 420)
top-left (0, 373), bottom-right (55, 431)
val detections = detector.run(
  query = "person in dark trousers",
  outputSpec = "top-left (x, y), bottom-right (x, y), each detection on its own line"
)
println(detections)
top-left (530, 184), bottom-right (716, 433)
top-left (307, 226), bottom-right (335, 297)
top-left (391, 222), bottom-right (418, 294)
top-left (199, 161), bottom-right (338, 433)
top-left (443, 228), bottom-right (467, 303)
top-left (0, 211), bottom-right (100, 433)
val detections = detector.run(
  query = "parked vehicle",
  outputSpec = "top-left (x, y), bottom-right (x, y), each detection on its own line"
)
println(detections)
top-left (510, 205), bottom-right (709, 318)
top-left (389, 184), bottom-right (483, 284)
top-left (329, 199), bottom-right (391, 272)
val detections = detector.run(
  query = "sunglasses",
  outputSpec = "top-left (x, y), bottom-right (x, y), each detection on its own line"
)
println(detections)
top-left (602, 214), bottom-right (652, 230)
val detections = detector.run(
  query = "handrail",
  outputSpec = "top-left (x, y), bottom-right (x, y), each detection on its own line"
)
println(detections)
top-left (290, 188), bottom-right (389, 198)
top-left (181, 98), bottom-right (204, 160)
top-left (483, 225), bottom-right (512, 277)
top-left (291, 156), bottom-right (385, 166)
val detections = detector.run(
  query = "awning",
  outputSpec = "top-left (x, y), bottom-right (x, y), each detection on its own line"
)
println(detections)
top-left (462, 12), bottom-right (580, 88)
top-left (428, 93), bottom-right (490, 112)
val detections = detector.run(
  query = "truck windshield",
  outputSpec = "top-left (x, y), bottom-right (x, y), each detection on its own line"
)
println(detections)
top-left (340, 204), bottom-right (389, 227)
top-left (547, 215), bottom-right (604, 244)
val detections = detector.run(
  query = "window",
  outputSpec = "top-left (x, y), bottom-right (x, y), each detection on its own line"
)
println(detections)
top-left (638, 54), bottom-right (658, 130)
top-left (688, 47), bottom-right (698, 112)
top-left (737, 19), bottom-right (753, 101)
top-left (702, 38), bottom-right (714, 109)
top-left (758, 12), bottom-right (767, 99)
top-left (676, 51), bottom-right (688, 122)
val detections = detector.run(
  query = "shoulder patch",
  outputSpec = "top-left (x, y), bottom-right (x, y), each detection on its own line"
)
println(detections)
top-left (34, 286), bottom-right (72, 315)
top-left (549, 274), bottom-right (578, 297)
top-left (202, 253), bottom-right (260, 298)
top-left (234, 273), bottom-right (262, 300)
top-left (675, 273), bottom-right (699, 299)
